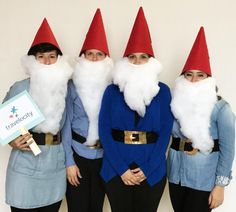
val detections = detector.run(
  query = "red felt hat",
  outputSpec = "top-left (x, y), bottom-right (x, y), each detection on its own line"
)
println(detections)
top-left (29, 18), bottom-right (61, 54)
top-left (123, 7), bottom-right (154, 57)
top-left (182, 27), bottom-right (211, 76)
top-left (80, 8), bottom-right (110, 56)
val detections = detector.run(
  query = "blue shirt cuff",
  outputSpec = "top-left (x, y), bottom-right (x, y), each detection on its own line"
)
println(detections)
top-left (66, 157), bottom-right (76, 167)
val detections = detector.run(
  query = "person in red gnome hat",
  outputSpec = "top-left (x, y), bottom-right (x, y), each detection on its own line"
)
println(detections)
top-left (167, 27), bottom-right (235, 212)
top-left (99, 7), bottom-right (173, 212)
top-left (3, 18), bottom-right (73, 212)
top-left (61, 8), bottom-right (113, 212)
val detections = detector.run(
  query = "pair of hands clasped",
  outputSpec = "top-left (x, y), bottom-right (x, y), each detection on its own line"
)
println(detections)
top-left (121, 168), bottom-right (146, 185)
top-left (67, 165), bottom-right (146, 187)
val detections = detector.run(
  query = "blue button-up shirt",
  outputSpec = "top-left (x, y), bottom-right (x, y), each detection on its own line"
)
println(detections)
top-left (4, 79), bottom-right (67, 208)
top-left (167, 99), bottom-right (235, 191)
top-left (61, 80), bottom-right (103, 167)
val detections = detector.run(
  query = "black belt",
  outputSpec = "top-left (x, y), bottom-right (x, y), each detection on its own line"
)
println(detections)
top-left (171, 137), bottom-right (219, 154)
top-left (72, 130), bottom-right (102, 149)
top-left (112, 129), bottom-right (158, 144)
top-left (30, 131), bottom-right (60, 145)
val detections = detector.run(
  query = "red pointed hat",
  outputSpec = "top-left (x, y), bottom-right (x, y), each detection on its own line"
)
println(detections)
top-left (123, 7), bottom-right (154, 57)
top-left (29, 18), bottom-right (61, 53)
top-left (182, 27), bottom-right (211, 76)
top-left (80, 8), bottom-right (110, 56)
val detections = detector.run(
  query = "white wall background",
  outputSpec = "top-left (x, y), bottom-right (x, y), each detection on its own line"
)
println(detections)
top-left (0, 0), bottom-right (235, 211)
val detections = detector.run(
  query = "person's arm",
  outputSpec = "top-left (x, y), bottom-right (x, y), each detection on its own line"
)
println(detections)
top-left (61, 83), bottom-right (83, 186)
top-left (139, 84), bottom-right (174, 178)
top-left (2, 80), bottom-right (29, 103)
top-left (208, 185), bottom-right (224, 209)
top-left (209, 101), bottom-right (235, 208)
top-left (99, 86), bottom-right (130, 176)
top-left (61, 83), bottom-right (76, 167)
top-left (215, 102), bottom-right (235, 184)
top-left (3, 80), bottom-right (33, 150)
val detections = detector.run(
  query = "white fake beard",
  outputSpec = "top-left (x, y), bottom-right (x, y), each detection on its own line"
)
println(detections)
top-left (171, 75), bottom-right (217, 153)
top-left (21, 55), bottom-right (73, 134)
top-left (73, 56), bottom-right (113, 145)
top-left (113, 57), bottom-right (162, 117)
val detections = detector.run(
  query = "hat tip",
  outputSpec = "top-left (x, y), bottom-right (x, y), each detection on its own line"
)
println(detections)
top-left (138, 6), bottom-right (144, 12)
top-left (200, 26), bottom-right (205, 31)
top-left (138, 6), bottom-right (145, 16)
top-left (42, 18), bottom-right (49, 25)
top-left (95, 8), bottom-right (102, 17)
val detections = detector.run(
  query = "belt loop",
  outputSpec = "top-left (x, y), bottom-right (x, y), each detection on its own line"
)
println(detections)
top-left (179, 140), bottom-right (185, 151)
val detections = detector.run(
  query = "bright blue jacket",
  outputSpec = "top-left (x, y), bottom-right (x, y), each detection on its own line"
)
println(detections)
top-left (99, 83), bottom-right (173, 186)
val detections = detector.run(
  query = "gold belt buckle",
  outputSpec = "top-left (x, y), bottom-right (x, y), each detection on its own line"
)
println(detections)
top-left (124, 131), bottom-right (147, 144)
top-left (45, 133), bottom-right (60, 145)
top-left (186, 147), bottom-right (198, 155)
top-left (180, 139), bottom-right (198, 155)
top-left (88, 140), bottom-right (101, 149)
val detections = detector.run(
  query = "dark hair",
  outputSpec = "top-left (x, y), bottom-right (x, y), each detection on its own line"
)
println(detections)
top-left (27, 43), bottom-right (62, 56)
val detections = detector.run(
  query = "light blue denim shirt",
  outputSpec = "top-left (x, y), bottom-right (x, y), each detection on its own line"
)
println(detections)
top-left (167, 98), bottom-right (235, 191)
top-left (4, 79), bottom-right (66, 208)
top-left (61, 80), bottom-right (103, 167)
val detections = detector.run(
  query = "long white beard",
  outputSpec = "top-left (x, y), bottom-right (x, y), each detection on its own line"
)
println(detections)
top-left (21, 55), bottom-right (73, 134)
top-left (171, 76), bottom-right (217, 153)
top-left (73, 56), bottom-right (113, 145)
top-left (113, 57), bottom-right (162, 117)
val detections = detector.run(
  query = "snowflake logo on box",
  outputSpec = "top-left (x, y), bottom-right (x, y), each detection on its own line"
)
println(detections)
top-left (9, 106), bottom-right (18, 118)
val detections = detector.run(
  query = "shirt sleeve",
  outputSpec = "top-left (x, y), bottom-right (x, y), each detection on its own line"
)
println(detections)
top-left (140, 85), bottom-right (174, 177)
top-left (99, 86), bottom-right (130, 176)
top-left (215, 102), bottom-right (235, 186)
top-left (61, 83), bottom-right (76, 167)
top-left (2, 81), bottom-right (27, 103)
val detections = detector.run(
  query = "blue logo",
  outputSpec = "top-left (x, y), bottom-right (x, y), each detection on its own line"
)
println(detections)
top-left (9, 106), bottom-right (18, 118)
